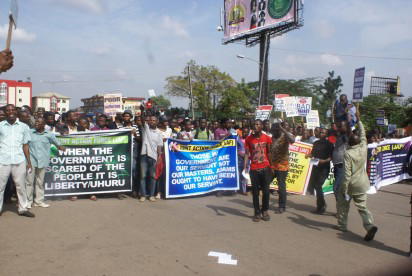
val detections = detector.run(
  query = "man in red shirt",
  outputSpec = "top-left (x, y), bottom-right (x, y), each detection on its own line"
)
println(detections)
top-left (244, 120), bottom-right (273, 222)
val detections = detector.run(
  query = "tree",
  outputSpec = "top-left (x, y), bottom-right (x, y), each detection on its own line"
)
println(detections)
top-left (315, 71), bottom-right (343, 124)
top-left (215, 79), bottom-right (254, 119)
top-left (359, 94), bottom-right (409, 131)
top-left (165, 60), bottom-right (236, 118)
top-left (151, 95), bottom-right (171, 109)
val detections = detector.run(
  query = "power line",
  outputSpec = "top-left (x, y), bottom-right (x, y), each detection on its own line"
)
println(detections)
top-left (270, 47), bottom-right (412, 61)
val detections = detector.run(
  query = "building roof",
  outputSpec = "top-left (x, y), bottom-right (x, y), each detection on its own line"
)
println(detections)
top-left (33, 92), bottom-right (71, 99)
top-left (123, 97), bottom-right (145, 101)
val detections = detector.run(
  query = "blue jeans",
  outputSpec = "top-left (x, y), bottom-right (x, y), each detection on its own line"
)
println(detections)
top-left (333, 164), bottom-right (344, 199)
top-left (140, 155), bottom-right (157, 197)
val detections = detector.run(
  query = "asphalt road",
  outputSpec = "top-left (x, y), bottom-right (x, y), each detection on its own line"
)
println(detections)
top-left (0, 182), bottom-right (411, 276)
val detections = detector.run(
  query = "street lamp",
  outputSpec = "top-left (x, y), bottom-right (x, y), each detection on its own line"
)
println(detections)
top-left (236, 54), bottom-right (265, 106)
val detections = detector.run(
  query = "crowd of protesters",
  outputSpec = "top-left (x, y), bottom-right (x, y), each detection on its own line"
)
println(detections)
top-left (1, 97), bottom-right (411, 243)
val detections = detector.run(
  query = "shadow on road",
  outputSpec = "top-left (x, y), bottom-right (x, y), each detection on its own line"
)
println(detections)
top-left (286, 211), bottom-right (336, 231)
top-left (228, 198), bottom-right (253, 209)
top-left (206, 204), bottom-right (253, 219)
top-left (336, 231), bottom-right (408, 257)
top-left (2, 203), bottom-right (19, 215)
top-left (379, 189), bottom-right (410, 198)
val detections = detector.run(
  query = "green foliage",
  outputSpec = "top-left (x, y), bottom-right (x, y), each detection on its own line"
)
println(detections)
top-left (215, 80), bottom-right (254, 119)
top-left (359, 94), bottom-right (410, 130)
top-left (314, 71), bottom-right (343, 124)
top-left (151, 95), bottom-right (171, 109)
top-left (165, 60), bottom-right (236, 119)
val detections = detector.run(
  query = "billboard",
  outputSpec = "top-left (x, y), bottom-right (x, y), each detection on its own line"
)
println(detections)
top-left (223, 0), bottom-right (299, 44)
top-left (104, 93), bottom-right (122, 117)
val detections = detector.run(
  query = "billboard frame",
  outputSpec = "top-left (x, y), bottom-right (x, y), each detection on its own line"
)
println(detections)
top-left (222, 0), bottom-right (304, 47)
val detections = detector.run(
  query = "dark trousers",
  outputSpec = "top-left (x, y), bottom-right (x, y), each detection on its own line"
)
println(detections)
top-left (309, 166), bottom-right (329, 210)
top-left (274, 170), bottom-right (288, 208)
top-left (250, 168), bottom-right (272, 215)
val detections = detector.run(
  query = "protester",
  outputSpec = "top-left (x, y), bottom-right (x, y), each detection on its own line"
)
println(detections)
top-left (0, 104), bottom-right (34, 217)
top-left (333, 94), bottom-right (349, 123)
top-left (336, 111), bottom-right (378, 242)
top-left (193, 118), bottom-right (213, 140)
top-left (306, 128), bottom-right (333, 214)
top-left (119, 110), bottom-right (140, 199)
top-left (309, 127), bottom-right (320, 144)
top-left (77, 117), bottom-right (90, 132)
top-left (140, 115), bottom-right (163, 202)
top-left (332, 121), bottom-right (350, 200)
top-left (158, 117), bottom-right (172, 140)
top-left (91, 114), bottom-right (109, 131)
top-left (238, 126), bottom-right (249, 195)
top-left (214, 119), bottom-right (230, 140)
top-left (25, 117), bottom-right (65, 208)
top-left (270, 121), bottom-right (295, 214)
top-left (244, 119), bottom-right (272, 222)
top-left (65, 111), bottom-right (78, 134)
top-left (178, 119), bottom-right (194, 141)
top-left (44, 112), bottom-right (56, 132)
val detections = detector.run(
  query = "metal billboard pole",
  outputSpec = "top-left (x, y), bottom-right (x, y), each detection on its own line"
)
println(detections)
top-left (259, 32), bottom-right (270, 106)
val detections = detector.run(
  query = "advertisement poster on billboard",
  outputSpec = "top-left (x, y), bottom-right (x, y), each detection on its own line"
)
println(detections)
top-left (223, 0), bottom-right (297, 43)
top-left (104, 93), bottom-right (122, 117)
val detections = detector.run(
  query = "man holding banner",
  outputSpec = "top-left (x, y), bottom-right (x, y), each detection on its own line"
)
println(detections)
top-left (244, 120), bottom-right (272, 222)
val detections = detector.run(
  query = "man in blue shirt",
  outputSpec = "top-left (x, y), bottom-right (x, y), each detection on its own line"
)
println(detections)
top-left (0, 104), bottom-right (34, 217)
top-left (26, 117), bottom-right (65, 208)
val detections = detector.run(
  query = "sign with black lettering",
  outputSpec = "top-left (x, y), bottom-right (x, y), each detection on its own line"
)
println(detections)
top-left (44, 130), bottom-right (132, 197)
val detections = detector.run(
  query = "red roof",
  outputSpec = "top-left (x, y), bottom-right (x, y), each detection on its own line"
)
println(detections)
top-left (0, 79), bottom-right (32, 88)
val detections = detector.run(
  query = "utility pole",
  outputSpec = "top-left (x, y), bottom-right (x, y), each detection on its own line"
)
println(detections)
top-left (258, 32), bottom-right (270, 106)
top-left (187, 65), bottom-right (195, 120)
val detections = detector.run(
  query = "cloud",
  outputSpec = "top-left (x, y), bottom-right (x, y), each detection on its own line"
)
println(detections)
top-left (0, 25), bottom-right (36, 42)
top-left (50, 0), bottom-right (105, 14)
top-left (161, 16), bottom-right (189, 39)
top-left (320, 54), bottom-right (343, 66)
top-left (313, 20), bottom-right (335, 39)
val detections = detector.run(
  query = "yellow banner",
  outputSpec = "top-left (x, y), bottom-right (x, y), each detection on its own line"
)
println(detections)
top-left (271, 142), bottom-right (313, 195)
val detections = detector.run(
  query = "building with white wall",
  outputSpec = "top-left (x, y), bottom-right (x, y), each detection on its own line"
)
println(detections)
top-left (32, 92), bottom-right (71, 113)
top-left (0, 79), bottom-right (32, 108)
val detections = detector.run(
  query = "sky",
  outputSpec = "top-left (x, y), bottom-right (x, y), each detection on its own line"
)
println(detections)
top-left (0, 0), bottom-right (411, 109)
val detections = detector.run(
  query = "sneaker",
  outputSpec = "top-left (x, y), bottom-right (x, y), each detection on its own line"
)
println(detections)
top-left (155, 194), bottom-right (161, 199)
top-left (262, 211), bottom-right (270, 221)
top-left (253, 214), bottom-right (261, 222)
top-left (139, 197), bottom-right (146, 202)
top-left (34, 202), bottom-right (50, 208)
top-left (364, 226), bottom-right (378, 241)
top-left (18, 211), bottom-right (35, 218)
top-left (149, 196), bottom-right (156, 202)
top-left (27, 204), bottom-right (32, 209)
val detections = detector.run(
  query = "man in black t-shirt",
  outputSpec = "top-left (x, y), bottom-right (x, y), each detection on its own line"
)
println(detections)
top-left (306, 128), bottom-right (333, 214)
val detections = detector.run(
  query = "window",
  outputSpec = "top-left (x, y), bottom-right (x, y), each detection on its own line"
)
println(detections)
top-left (18, 89), bottom-right (22, 94)
top-left (62, 100), bottom-right (66, 103)
top-left (0, 82), bottom-right (7, 106)
top-left (57, 99), bottom-right (61, 103)
top-left (57, 108), bottom-right (60, 111)
top-left (62, 108), bottom-right (66, 112)
top-left (19, 99), bottom-right (22, 102)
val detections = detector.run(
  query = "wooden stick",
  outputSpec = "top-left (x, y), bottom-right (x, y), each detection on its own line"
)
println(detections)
top-left (6, 19), bottom-right (13, 50)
